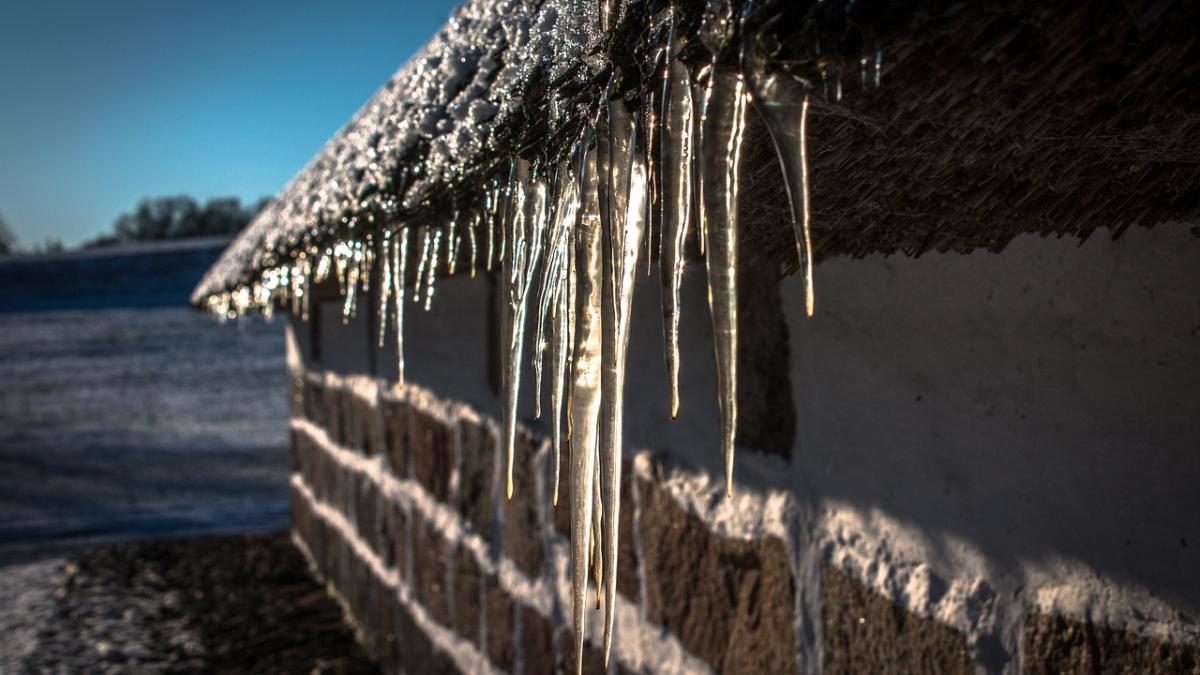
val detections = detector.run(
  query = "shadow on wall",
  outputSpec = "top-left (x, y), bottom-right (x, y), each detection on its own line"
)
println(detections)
top-left (780, 223), bottom-right (1200, 616)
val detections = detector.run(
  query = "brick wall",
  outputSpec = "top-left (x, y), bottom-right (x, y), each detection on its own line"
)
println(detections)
top-left (288, 368), bottom-right (801, 673)
top-left (286, 225), bottom-right (1200, 674)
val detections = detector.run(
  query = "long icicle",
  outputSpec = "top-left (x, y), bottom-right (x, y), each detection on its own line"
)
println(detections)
top-left (393, 227), bottom-right (409, 385)
top-left (378, 234), bottom-right (393, 348)
top-left (550, 224), bottom-right (575, 506)
top-left (660, 31), bottom-right (694, 419)
top-left (547, 156), bottom-right (582, 506)
top-left (413, 227), bottom-right (431, 302)
top-left (532, 164), bottom-right (570, 420)
top-left (600, 106), bottom-right (646, 665)
top-left (743, 28), bottom-right (816, 315)
top-left (569, 140), bottom-right (604, 675)
top-left (700, 65), bottom-right (749, 497)
top-left (424, 228), bottom-right (442, 311)
top-left (502, 161), bottom-right (546, 500)
top-left (486, 179), bottom-right (498, 272)
top-left (468, 211), bottom-right (479, 278)
top-left (691, 64), bottom-right (713, 257)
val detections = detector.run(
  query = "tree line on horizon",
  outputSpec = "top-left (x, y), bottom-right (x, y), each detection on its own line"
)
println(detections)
top-left (0, 195), bottom-right (269, 256)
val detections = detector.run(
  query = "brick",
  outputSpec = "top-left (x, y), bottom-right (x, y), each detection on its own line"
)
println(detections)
top-left (410, 408), bottom-right (452, 500)
top-left (392, 593), bottom-right (437, 673)
top-left (289, 430), bottom-right (302, 475)
top-left (323, 385), bottom-right (343, 445)
top-left (521, 604), bottom-right (556, 675)
top-left (1023, 613), bottom-right (1199, 675)
top-left (638, 474), bottom-right (798, 673)
top-left (451, 545), bottom-right (483, 645)
top-left (383, 399), bottom-right (409, 479)
top-left (289, 373), bottom-right (305, 417)
top-left (485, 574), bottom-right (514, 670)
top-left (338, 465), bottom-right (355, 520)
top-left (377, 577), bottom-right (401, 672)
top-left (360, 393), bottom-right (385, 458)
top-left (341, 390), bottom-right (364, 452)
top-left (456, 418), bottom-right (497, 538)
top-left (354, 475), bottom-right (381, 555)
top-left (822, 564), bottom-right (972, 675)
top-left (382, 499), bottom-right (407, 573)
top-left (355, 557), bottom-right (381, 659)
top-left (503, 431), bottom-right (545, 576)
top-left (411, 514), bottom-right (450, 626)
top-left (303, 378), bottom-right (323, 426)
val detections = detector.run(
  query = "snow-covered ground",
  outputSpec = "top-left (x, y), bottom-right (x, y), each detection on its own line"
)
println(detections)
top-left (0, 305), bottom-right (288, 562)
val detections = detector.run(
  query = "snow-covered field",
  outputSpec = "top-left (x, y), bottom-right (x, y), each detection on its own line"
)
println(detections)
top-left (0, 305), bottom-right (288, 561)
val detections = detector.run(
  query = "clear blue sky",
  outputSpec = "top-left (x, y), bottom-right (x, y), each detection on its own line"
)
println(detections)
top-left (0, 0), bottom-right (462, 248)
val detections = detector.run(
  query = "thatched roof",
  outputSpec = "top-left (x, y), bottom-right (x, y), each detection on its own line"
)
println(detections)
top-left (194, 0), bottom-right (1200, 304)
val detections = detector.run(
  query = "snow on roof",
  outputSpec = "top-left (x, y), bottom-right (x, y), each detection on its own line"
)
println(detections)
top-left (195, 0), bottom-right (1200, 304)
top-left (193, 0), bottom-right (601, 304)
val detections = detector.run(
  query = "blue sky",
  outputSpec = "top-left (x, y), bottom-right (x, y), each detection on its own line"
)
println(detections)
top-left (0, 0), bottom-right (461, 248)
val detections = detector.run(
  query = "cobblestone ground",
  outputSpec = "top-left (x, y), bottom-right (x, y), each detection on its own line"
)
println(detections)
top-left (0, 534), bottom-right (377, 674)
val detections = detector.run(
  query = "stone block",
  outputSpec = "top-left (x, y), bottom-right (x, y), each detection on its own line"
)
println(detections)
top-left (822, 564), bottom-right (973, 675)
top-left (502, 432), bottom-right (545, 577)
top-left (410, 408), bottom-right (452, 501)
top-left (520, 604), bottom-right (555, 675)
top-left (355, 475), bottom-right (381, 555)
top-left (1023, 613), bottom-right (1199, 675)
top-left (456, 417), bottom-right (497, 538)
top-left (451, 544), bottom-right (483, 645)
top-left (638, 474), bottom-right (798, 673)
top-left (383, 399), bottom-right (409, 479)
top-left (411, 513), bottom-right (450, 627)
top-left (485, 573), bottom-right (514, 671)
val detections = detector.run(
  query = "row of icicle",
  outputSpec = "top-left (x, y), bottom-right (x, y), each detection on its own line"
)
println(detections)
top-left (205, 8), bottom-right (888, 673)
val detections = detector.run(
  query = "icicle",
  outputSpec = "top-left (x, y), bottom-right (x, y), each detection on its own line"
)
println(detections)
top-left (604, 98), bottom-right (633, 287)
top-left (446, 213), bottom-right (459, 276)
top-left (599, 106), bottom-right (645, 664)
top-left (691, 63), bottom-right (714, 256)
top-left (699, 67), bottom-right (748, 497)
top-left (660, 35), bottom-right (694, 419)
top-left (533, 163), bottom-right (578, 421)
top-left (342, 245), bottom-right (360, 323)
top-left (550, 143), bottom-right (583, 506)
top-left (314, 251), bottom-right (332, 285)
top-left (531, 167), bottom-right (560, 420)
top-left (393, 227), bottom-right (409, 385)
top-left (499, 161), bottom-right (516, 264)
top-left (569, 141), bottom-right (603, 675)
top-left (361, 240), bottom-right (373, 294)
top-left (486, 179), bottom-right (499, 272)
top-left (424, 228), bottom-right (442, 311)
top-left (468, 211), bottom-right (479, 278)
top-left (301, 255), bottom-right (313, 322)
top-left (743, 33), bottom-right (816, 316)
top-left (378, 235), bottom-right (393, 348)
top-left (644, 46), bottom-right (666, 277)
top-left (501, 161), bottom-right (547, 500)
top-left (592, 445), bottom-right (603, 599)
top-left (413, 227), bottom-right (432, 302)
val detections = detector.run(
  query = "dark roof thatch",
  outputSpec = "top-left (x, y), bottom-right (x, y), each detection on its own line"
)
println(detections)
top-left (194, 0), bottom-right (1200, 304)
